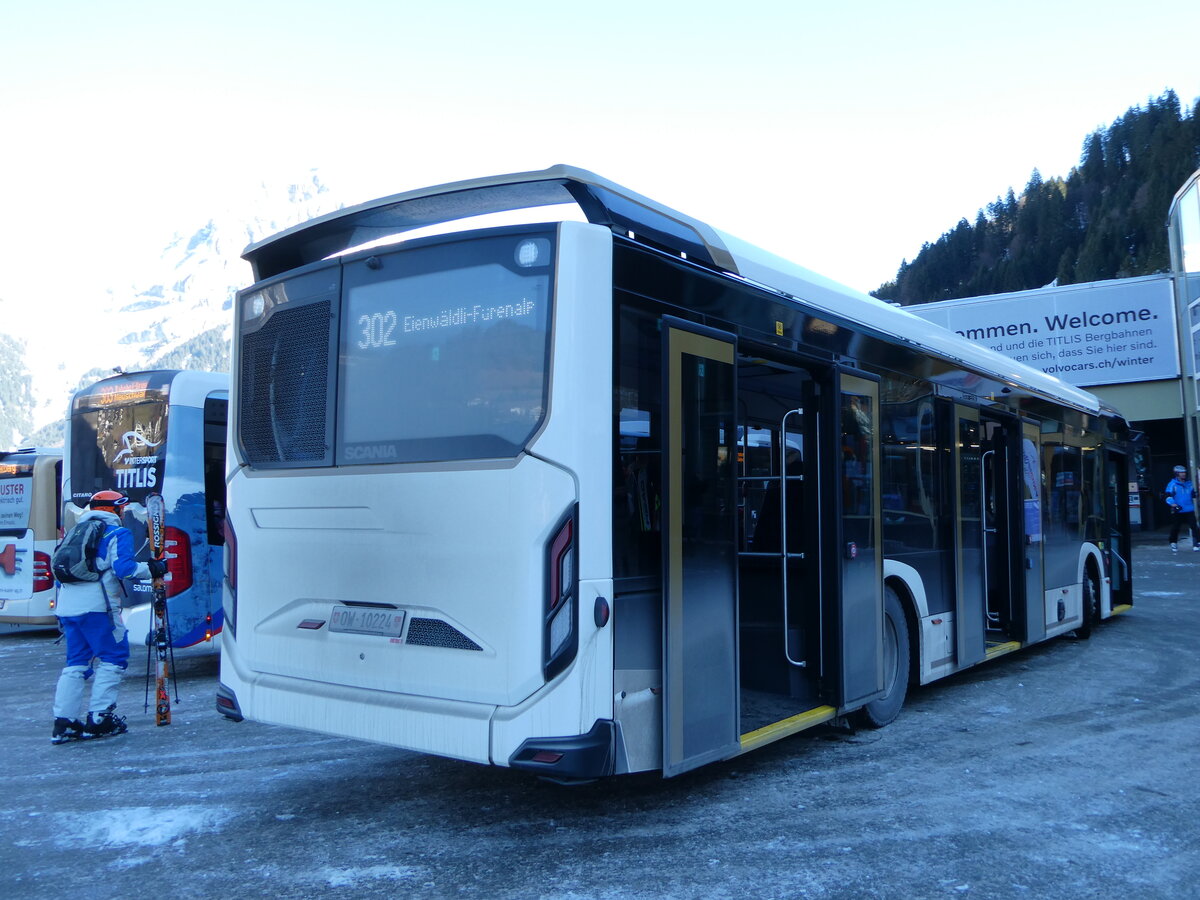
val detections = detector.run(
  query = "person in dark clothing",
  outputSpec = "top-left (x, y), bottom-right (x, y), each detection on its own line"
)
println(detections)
top-left (1162, 465), bottom-right (1199, 552)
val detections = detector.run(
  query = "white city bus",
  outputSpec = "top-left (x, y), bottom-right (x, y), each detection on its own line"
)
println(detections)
top-left (63, 370), bottom-right (228, 648)
top-left (0, 448), bottom-right (62, 632)
top-left (218, 166), bottom-right (1133, 780)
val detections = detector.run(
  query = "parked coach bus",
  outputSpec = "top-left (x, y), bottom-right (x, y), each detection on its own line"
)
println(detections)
top-left (63, 370), bottom-right (228, 649)
top-left (217, 166), bottom-right (1133, 780)
top-left (0, 448), bottom-right (62, 632)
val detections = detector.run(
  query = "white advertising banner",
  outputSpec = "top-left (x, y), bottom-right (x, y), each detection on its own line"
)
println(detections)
top-left (0, 475), bottom-right (33, 530)
top-left (910, 276), bottom-right (1179, 387)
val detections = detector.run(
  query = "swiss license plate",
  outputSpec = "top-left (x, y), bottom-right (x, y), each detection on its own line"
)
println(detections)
top-left (328, 606), bottom-right (406, 638)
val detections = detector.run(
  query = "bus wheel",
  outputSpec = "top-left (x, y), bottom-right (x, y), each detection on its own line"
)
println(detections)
top-left (857, 585), bottom-right (910, 729)
top-left (1077, 565), bottom-right (1099, 640)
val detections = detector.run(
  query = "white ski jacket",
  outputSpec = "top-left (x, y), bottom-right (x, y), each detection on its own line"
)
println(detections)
top-left (55, 509), bottom-right (152, 618)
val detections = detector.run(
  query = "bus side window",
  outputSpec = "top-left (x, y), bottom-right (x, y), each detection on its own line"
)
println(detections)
top-left (204, 396), bottom-right (228, 546)
top-left (614, 308), bottom-right (662, 580)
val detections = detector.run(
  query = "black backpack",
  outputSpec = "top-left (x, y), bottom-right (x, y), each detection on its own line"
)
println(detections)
top-left (51, 519), bottom-right (107, 584)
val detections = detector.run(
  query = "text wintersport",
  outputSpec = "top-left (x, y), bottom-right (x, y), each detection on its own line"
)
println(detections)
top-left (955, 307), bottom-right (1154, 341)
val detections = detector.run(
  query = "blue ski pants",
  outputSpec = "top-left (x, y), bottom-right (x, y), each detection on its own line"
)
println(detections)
top-left (53, 611), bottom-right (130, 719)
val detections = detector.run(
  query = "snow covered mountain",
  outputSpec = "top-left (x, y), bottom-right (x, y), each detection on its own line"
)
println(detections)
top-left (0, 173), bottom-right (344, 448)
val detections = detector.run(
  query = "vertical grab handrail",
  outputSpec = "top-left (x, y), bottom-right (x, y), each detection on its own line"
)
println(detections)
top-left (781, 408), bottom-right (807, 667)
top-left (981, 449), bottom-right (999, 624)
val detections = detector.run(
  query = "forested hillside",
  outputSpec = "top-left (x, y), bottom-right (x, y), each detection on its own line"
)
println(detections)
top-left (875, 90), bottom-right (1200, 305)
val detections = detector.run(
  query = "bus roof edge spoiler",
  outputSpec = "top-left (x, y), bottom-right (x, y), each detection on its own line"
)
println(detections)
top-left (241, 164), bottom-right (740, 282)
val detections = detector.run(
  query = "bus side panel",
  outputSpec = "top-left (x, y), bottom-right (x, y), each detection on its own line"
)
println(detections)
top-left (166, 402), bottom-right (225, 646)
top-left (490, 577), bottom-right (615, 765)
top-left (524, 221), bottom-right (614, 587)
top-left (491, 222), bottom-right (616, 762)
top-left (120, 403), bottom-right (224, 649)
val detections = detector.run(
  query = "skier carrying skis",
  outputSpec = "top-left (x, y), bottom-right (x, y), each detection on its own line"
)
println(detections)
top-left (51, 490), bottom-right (167, 743)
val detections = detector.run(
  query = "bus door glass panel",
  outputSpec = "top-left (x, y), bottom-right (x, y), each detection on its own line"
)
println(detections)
top-left (954, 407), bottom-right (985, 665)
top-left (1105, 448), bottom-right (1132, 607)
top-left (1021, 423), bottom-right (1046, 644)
top-left (661, 319), bottom-right (739, 777)
top-left (980, 415), bottom-right (1014, 632)
top-left (837, 374), bottom-right (883, 708)
top-left (1043, 440), bottom-right (1082, 595)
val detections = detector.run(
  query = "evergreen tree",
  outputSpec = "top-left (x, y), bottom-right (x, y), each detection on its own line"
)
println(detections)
top-left (874, 89), bottom-right (1200, 304)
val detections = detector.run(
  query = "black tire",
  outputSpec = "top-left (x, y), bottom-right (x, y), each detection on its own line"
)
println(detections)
top-left (857, 585), bottom-right (910, 728)
top-left (1077, 564), bottom-right (1099, 640)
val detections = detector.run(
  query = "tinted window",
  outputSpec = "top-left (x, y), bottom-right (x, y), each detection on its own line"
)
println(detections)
top-left (337, 231), bottom-right (554, 464)
top-left (68, 374), bottom-right (173, 507)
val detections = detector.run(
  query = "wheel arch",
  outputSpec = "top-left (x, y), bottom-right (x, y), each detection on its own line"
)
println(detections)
top-left (1077, 541), bottom-right (1107, 616)
top-left (883, 560), bottom-right (923, 687)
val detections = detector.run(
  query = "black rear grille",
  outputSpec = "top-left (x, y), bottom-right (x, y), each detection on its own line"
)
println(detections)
top-left (240, 300), bottom-right (332, 466)
top-left (405, 618), bottom-right (483, 651)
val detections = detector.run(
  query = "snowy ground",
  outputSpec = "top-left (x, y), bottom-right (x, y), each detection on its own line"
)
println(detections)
top-left (2, 543), bottom-right (1198, 899)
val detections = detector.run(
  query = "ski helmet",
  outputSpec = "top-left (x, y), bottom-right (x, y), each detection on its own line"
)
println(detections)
top-left (89, 490), bottom-right (129, 516)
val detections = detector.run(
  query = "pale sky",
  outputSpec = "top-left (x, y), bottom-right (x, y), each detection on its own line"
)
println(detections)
top-left (2, 0), bottom-right (1199, 306)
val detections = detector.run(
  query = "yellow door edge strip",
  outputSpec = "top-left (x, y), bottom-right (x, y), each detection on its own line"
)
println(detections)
top-left (1109, 603), bottom-right (1133, 616)
top-left (984, 640), bottom-right (1022, 660)
top-left (738, 706), bottom-right (838, 754)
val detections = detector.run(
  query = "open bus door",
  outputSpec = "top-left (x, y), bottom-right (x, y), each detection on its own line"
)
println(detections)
top-left (1014, 422), bottom-right (1047, 645)
top-left (1105, 447), bottom-right (1133, 611)
top-left (980, 410), bottom-right (1023, 645)
top-left (661, 318), bottom-right (740, 776)
top-left (836, 373), bottom-right (884, 709)
top-left (952, 405), bottom-right (988, 667)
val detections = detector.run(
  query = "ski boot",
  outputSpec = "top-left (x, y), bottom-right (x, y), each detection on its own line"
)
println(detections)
top-left (51, 717), bottom-right (86, 744)
top-left (83, 705), bottom-right (128, 739)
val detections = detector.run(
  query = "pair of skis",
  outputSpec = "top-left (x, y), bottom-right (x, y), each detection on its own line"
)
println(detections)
top-left (143, 493), bottom-right (178, 726)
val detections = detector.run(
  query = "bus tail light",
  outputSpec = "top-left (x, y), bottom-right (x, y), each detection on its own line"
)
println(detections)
top-left (162, 527), bottom-right (192, 599)
top-left (33, 551), bottom-right (53, 593)
top-left (223, 517), bottom-right (237, 638)
top-left (543, 509), bottom-right (579, 680)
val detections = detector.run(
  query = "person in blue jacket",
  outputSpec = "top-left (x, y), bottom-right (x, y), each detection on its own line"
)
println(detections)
top-left (51, 490), bottom-right (167, 743)
top-left (1163, 465), bottom-right (1199, 553)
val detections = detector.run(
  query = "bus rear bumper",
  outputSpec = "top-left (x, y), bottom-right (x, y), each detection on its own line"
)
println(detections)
top-left (219, 646), bottom-right (496, 763)
top-left (0, 595), bottom-right (57, 629)
top-left (216, 682), bottom-right (243, 721)
top-left (508, 720), bottom-right (617, 782)
top-left (0, 614), bottom-right (58, 629)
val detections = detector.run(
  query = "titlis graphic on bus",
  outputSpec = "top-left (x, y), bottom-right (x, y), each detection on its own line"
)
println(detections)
top-left (69, 376), bottom-right (170, 506)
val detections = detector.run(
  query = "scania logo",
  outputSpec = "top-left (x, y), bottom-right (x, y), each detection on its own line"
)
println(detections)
top-left (344, 445), bottom-right (398, 460)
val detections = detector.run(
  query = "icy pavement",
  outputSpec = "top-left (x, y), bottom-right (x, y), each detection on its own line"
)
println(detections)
top-left (2, 544), bottom-right (1199, 899)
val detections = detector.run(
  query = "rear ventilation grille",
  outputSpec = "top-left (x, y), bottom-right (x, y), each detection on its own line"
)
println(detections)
top-left (405, 618), bottom-right (482, 651)
top-left (240, 300), bottom-right (332, 466)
